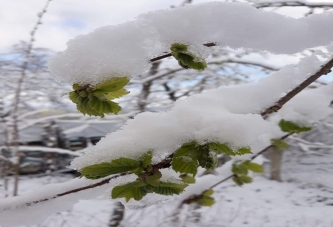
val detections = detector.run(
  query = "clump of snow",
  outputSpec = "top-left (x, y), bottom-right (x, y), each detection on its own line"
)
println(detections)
top-left (270, 82), bottom-right (333, 126)
top-left (70, 45), bottom-right (333, 170)
top-left (49, 2), bottom-right (333, 85)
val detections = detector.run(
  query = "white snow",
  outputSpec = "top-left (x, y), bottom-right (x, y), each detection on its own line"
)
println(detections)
top-left (70, 45), bottom-right (333, 170)
top-left (49, 2), bottom-right (333, 85)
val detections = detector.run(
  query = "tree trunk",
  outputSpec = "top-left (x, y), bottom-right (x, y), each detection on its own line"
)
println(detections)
top-left (270, 146), bottom-right (283, 182)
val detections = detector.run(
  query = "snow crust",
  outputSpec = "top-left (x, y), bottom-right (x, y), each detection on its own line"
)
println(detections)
top-left (49, 2), bottom-right (333, 85)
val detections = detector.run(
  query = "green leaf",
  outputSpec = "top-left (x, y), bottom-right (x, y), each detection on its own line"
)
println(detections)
top-left (236, 147), bottom-right (252, 155)
top-left (198, 196), bottom-right (215, 206)
top-left (112, 180), bottom-right (147, 202)
top-left (172, 156), bottom-right (198, 176)
top-left (271, 138), bottom-right (289, 149)
top-left (238, 175), bottom-right (253, 184)
top-left (172, 142), bottom-right (199, 175)
top-left (278, 119), bottom-right (312, 134)
top-left (180, 174), bottom-right (196, 184)
top-left (202, 189), bottom-right (214, 196)
top-left (232, 163), bottom-right (248, 175)
top-left (140, 151), bottom-right (153, 168)
top-left (79, 91), bottom-right (88, 98)
top-left (233, 176), bottom-right (244, 186)
top-left (145, 171), bottom-right (162, 187)
top-left (147, 181), bottom-right (188, 196)
top-left (94, 77), bottom-right (130, 92)
top-left (243, 161), bottom-right (264, 173)
top-left (197, 149), bottom-right (218, 170)
top-left (72, 83), bottom-right (82, 90)
top-left (146, 177), bottom-right (160, 187)
top-left (170, 43), bottom-right (207, 71)
top-left (209, 142), bottom-right (236, 156)
top-left (92, 91), bottom-right (109, 101)
top-left (80, 157), bottom-right (140, 179)
top-left (69, 91), bottom-right (80, 104)
top-left (106, 88), bottom-right (130, 99)
top-left (170, 43), bottom-right (188, 52)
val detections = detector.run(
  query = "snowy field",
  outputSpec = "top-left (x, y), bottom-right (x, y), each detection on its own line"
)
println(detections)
top-left (2, 146), bottom-right (333, 227)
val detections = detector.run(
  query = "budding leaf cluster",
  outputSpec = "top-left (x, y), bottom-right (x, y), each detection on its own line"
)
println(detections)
top-left (172, 141), bottom-right (252, 176)
top-left (69, 77), bottom-right (130, 117)
top-left (80, 151), bottom-right (188, 202)
top-left (232, 161), bottom-right (264, 186)
top-left (79, 140), bottom-right (252, 202)
top-left (171, 43), bottom-right (207, 70)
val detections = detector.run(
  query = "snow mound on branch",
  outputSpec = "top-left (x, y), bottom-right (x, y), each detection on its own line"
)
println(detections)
top-left (0, 178), bottom-right (110, 226)
top-left (49, 2), bottom-right (333, 85)
top-left (70, 48), bottom-right (333, 170)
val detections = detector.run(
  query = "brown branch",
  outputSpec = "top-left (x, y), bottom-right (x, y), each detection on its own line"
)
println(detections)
top-left (260, 58), bottom-right (333, 116)
top-left (255, 1), bottom-right (333, 9)
top-left (3, 44), bottom-right (333, 210)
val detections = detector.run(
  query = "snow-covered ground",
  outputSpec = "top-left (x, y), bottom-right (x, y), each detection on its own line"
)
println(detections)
top-left (2, 145), bottom-right (333, 227)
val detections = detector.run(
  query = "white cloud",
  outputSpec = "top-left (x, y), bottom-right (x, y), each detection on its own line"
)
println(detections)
top-left (1, 0), bottom-right (331, 53)
top-left (0, 0), bottom-right (195, 52)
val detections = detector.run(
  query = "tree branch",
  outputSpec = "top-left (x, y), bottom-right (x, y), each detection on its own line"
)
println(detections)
top-left (3, 45), bottom-right (333, 210)
top-left (149, 42), bottom-right (216, 62)
top-left (260, 58), bottom-right (333, 116)
top-left (254, 1), bottom-right (333, 9)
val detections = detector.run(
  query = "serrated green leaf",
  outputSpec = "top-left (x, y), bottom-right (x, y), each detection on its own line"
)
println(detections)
top-left (198, 196), bottom-right (215, 206)
top-left (80, 157), bottom-right (140, 179)
top-left (278, 119), bottom-right (312, 134)
top-left (146, 177), bottom-right (160, 187)
top-left (180, 174), bottom-right (196, 184)
top-left (172, 156), bottom-right (198, 176)
top-left (172, 142), bottom-right (199, 175)
top-left (203, 189), bottom-right (214, 196)
top-left (238, 175), bottom-right (253, 184)
top-left (140, 151), bottom-right (153, 168)
top-left (94, 77), bottom-right (130, 92)
top-left (208, 142), bottom-right (236, 156)
top-left (106, 88), bottom-right (130, 100)
top-left (147, 181), bottom-right (188, 196)
top-left (69, 91), bottom-right (80, 104)
top-left (243, 161), bottom-right (264, 173)
top-left (112, 180), bottom-right (147, 202)
top-left (271, 139), bottom-right (289, 149)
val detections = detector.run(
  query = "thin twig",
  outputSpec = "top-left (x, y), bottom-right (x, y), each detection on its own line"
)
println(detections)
top-left (10, 0), bottom-right (53, 197)
top-left (208, 133), bottom-right (293, 190)
top-left (254, 1), bottom-right (333, 9)
top-left (149, 42), bottom-right (216, 62)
